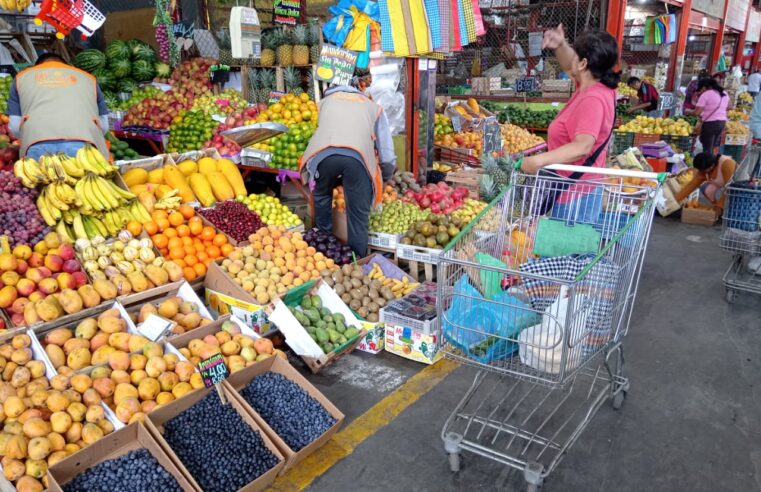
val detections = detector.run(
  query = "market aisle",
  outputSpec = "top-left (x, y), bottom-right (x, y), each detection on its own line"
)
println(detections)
top-left (297, 218), bottom-right (761, 492)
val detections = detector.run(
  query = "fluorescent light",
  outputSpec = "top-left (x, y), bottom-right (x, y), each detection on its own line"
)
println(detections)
top-left (689, 35), bottom-right (696, 41)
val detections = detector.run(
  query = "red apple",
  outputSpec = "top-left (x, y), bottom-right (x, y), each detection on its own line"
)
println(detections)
top-left (16, 278), bottom-right (35, 297)
top-left (57, 272), bottom-right (76, 290)
top-left (72, 271), bottom-right (88, 287)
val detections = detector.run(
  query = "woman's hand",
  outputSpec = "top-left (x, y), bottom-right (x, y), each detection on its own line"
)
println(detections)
top-left (521, 155), bottom-right (544, 174)
top-left (542, 24), bottom-right (566, 50)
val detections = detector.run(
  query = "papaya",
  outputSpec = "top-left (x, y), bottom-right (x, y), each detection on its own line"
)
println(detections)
top-left (197, 157), bottom-right (217, 175)
top-left (315, 328), bottom-right (329, 343)
top-left (147, 168), bottom-right (164, 184)
top-left (188, 174), bottom-right (216, 207)
top-left (122, 168), bottom-right (148, 187)
top-left (207, 172), bottom-right (235, 201)
top-left (162, 164), bottom-right (196, 203)
top-left (344, 327), bottom-right (359, 339)
top-left (302, 308), bottom-right (320, 324)
top-left (176, 160), bottom-right (198, 177)
top-left (216, 159), bottom-right (247, 197)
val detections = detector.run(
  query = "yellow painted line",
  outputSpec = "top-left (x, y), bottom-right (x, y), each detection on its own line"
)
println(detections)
top-left (270, 358), bottom-right (460, 491)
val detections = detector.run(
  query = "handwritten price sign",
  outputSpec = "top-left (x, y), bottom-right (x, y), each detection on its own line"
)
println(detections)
top-left (198, 353), bottom-right (229, 388)
top-left (273, 0), bottom-right (301, 26)
top-left (315, 44), bottom-right (358, 86)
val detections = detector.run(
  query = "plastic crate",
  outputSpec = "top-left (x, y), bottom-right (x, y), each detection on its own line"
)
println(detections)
top-left (397, 244), bottom-right (442, 264)
top-left (368, 231), bottom-right (401, 249)
top-left (722, 144), bottom-right (747, 163)
top-left (632, 133), bottom-right (662, 147)
top-left (612, 132), bottom-right (634, 154)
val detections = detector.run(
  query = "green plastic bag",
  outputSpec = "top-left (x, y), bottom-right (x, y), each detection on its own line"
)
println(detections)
top-left (532, 218), bottom-right (600, 257)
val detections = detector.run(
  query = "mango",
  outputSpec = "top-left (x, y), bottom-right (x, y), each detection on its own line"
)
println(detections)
top-left (85, 405), bottom-right (104, 424)
top-left (58, 288), bottom-right (83, 314)
top-left (66, 348), bottom-right (91, 370)
top-left (91, 345), bottom-right (116, 366)
top-left (217, 158), bottom-right (247, 196)
top-left (176, 159), bottom-right (198, 176)
top-left (122, 168), bottom-right (149, 187)
top-left (44, 328), bottom-right (72, 347)
top-left (45, 345), bottom-right (65, 369)
top-left (126, 271), bottom-right (150, 292)
top-left (208, 171), bottom-right (235, 201)
top-left (77, 285), bottom-right (101, 308)
top-left (147, 167), bottom-right (164, 184)
top-left (92, 279), bottom-right (117, 300)
top-left (63, 337), bottom-right (89, 355)
top-left (162, 164), bottom-right (196, 203)
top-left (128, 335), bottom-right (149, 354)
top-left (144, 264), bottom-right (169, 286)
top-left (3, 458), bottom-right (25, 481)
top-left (114, 383), bottom-right (138, 406)
top-left (115, 398), bottom-right (140, 424)
top-left (81, 422), bottom-right (104, 444)
top-left (189, 173), bottom-right (216, 207)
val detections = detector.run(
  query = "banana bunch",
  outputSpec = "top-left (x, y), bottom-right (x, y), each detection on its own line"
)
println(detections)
top-left (75, 174), bottom-right (136, 213)
top-left (13, 157), bottom-right (48, 188)
top-left (75, 145), bottom-right (117, 176)
top-left (0, 0), bottom-right (32, 12)
top-left (367, 263), bottom-right (419, 296)
top-left (65, 202), bottom-right (151, 241)
top-left (153, 189), bottom-right (182, 210)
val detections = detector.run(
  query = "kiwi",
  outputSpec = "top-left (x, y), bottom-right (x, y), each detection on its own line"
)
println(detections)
top-left (333, 271), bottom-right (344, 283)
top-left (358, 306), bottom-right (369, 319)
top-left (351, 278), bottom-right (362, 288)
top-left (320, 269), bottom-right (332, 277)
top-left (362, 296), bottom-right (372, 307)
top-left (359, 285), bottom-right (369, 296)
top-left (350, 299), bottom-right (361, 311)
top-left (367, 313), bottom-right (379, 322)
top-left (351, 268), bottom-right (364, 279)
top-left (367, 301), bottom-right (379, 313)
top-left (376, 297), bottom-right (386, 307)
top-left (368, 288), bottom-right (379, 300)
top-left (324, 277), bottom-right (335, 287)
top-left (341, 293), bottom-right (352, 304)
top-left (370, 280), bottom-right (383, 291)
top-left (362, 276), bottom-right (371, 286)
top-left (351, 289), bottom-right (363, 300)
top-left (334, 283), bottom-right (346, 295)
top-left (342, 264), bottom-right (353, 276)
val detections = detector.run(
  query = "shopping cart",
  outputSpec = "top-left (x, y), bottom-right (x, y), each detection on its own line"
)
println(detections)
top-left (438, 164), bottom-right (664, 490)
top-left (720, 166), bottom-right (761, 303)
top-left (33, 0), bottom-right (105, 40)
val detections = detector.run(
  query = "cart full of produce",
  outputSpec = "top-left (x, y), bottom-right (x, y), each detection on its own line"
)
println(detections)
top-left (437, 163), bottom-right (665, 491)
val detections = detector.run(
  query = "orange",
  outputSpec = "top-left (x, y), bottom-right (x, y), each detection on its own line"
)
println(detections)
top-left (143, 220), bottom-right (158, 236)
top-left (167, 237), bottom-right (183, 250)
top-left (201, 227), bottom-right (216, 241)
top-left (202, 257), bottom-right (212, 266)
top-left (207, 245), bottom-right (221, 258)
top-left (169, 247), bottom-right (185, 260)
top-left (152, 210), bottom-right (168, 221)
top-left (179, 205), bottom-right (195, 219)
top-left (164, 228), bottom-right (178, 238)
top-left (152, 234), bottom-right (168, 249)
top-left (168, 212), bottom-right (184, 227)
top-left (189, 221), bottom-right (203, 236)
top-left (176, 225), bottom-right (190, 237)
top-left (188, 216), bottom-right (202, 226)
top-left (203, 240), bottom-right (213, 248)
top-left (197, 252), bottom-right (209, 262)
top-left (184, 246), bottom-right (195, 256)
top-left (159, 248), bottom-right (169, 257)
top-left (193, 263), bottom-right (207, 277)
top-left (156, 218), bottom-right (170, 231)
top-left (212, 234), bottom-right (227, 246)
top-left (221, 243), bottom-right (234, 256)
top-left (183, 267), bottom-right (197, 281)
top-left (173, 258), bottom-right (186, 268)
top-left (126, 221), bottom-right (142, 236)
top-left (194, 243), bottom-right (205, 253)
top-left (184, 255), bottom-right (198, 267)
top-left (182, 236), bottom-right (193, 247)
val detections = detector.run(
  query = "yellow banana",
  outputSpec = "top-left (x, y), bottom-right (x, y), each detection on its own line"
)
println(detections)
top-left (92, 176), bottom-right (120, 208)
top-left (36, 194), bottom-right (56, 226)
top-left (104, 179), bottom-right (135, 201)
top-left (44, 185), bottom-right (69, 210)
top-left (76, 146), bottom-right (100, 174)
top-left (82, 177), bottom-right (106, 211)
top-left (58, 154), bottom-right (84, 178)
top-left (13, 159), bottom-right (35, 188)
top-left (86, 146), bottom-right (115, 175)
top-left (23, 157), bottom-right (46, 184)
top-left (56, 220), bottom-right (74, 244)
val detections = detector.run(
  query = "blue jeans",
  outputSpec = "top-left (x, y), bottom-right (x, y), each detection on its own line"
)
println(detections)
top-left (25, 140), bottom-right (87, 160)
top-left (550, 187), bottom-right (604, 225)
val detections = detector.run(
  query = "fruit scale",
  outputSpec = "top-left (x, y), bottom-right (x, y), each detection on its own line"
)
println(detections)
top-left (34, 0), bottom-right (105, 40)
top-left (437, 163), bottom-right (664, 490)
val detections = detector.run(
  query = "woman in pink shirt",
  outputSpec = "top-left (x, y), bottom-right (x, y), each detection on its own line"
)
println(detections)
top-left (686, 77), bottom-right (729, 155)
top-left (521, 25), bottom-right (618, 222)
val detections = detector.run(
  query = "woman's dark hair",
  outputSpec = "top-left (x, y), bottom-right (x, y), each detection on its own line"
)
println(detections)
top-left (697, 77), bottom-right (726, 97)
top-left (693, 152), bottom-right (719, 171)
top-left (35, 53), bottom-right (65, 65)
top-left (627, 77), bottom-right (641, 85)
top-left (573, 31), bottom-right (620, 89)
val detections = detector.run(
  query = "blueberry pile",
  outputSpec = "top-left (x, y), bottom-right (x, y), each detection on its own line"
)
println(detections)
top-left (63, 448), bottom-right (182, 492)
top-left (162, 391), bottom-right (279, 492)
top-left (239, 372), bottom-right (337, 451)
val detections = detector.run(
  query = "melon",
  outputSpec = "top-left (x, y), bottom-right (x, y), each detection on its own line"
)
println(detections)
top-left (105, 40), bottom-right (130, 61)
top-left (131, 60), bottom-right (155, 82)
top-left (109, 58), bottom-right (131, 79)
top-left (117, 78), bottom-right (137, 93)
top-left (92, 68), bottom-right (116, 92)
top-left (154, 62), bottom-right (171, 78)
top-left (74, 49), bottom-right (106, 72)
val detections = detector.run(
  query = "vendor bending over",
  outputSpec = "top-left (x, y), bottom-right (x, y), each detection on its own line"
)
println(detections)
top-left (674, 152), bottom-right (736, 214)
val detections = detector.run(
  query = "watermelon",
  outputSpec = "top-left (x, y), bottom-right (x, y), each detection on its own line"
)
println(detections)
top-left (131, 60), bottom-right (155, 82)
top-left (133, 43), bottom-right (156, 62)
top-left (154, 62), bottom-right (171, 78)
top-left (103, 91), bottom-right (119, 110)
top-left (74, 49), bottom-right (106, 72)
top-left (105, 40), bottom-right (130, 61)
top-left (109, 58), bottom-right (131, 78)
top-left (117, 78), bottom-right (137, 93)
top-left (127, 39), bottom-right (142, 54)
top-left (92, 68), bottom-right (116, 92)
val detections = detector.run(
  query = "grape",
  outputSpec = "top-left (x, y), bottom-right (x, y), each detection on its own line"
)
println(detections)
top-left (0, 171), bottom-right (51, 247)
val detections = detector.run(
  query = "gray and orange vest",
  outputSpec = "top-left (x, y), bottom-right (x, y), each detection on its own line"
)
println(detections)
top-left (16, 61), bottom-right (108, 157)
top-left (301, 90), bottom-right (383, 206)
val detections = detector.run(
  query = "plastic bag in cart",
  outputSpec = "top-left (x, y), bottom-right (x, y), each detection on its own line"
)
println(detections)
top-left (443, 275), bottom-right (539, 364)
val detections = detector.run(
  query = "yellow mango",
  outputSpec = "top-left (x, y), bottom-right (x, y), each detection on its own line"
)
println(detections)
top-left (197, 157), bottom-right (217, 175)
top-left (176, 160), bottom-right (198, 177)
top-left (216, 159), bottom-right (246, 197)
top-left (208, 172), bottom-right (235, 201)
top-left (188, 174), bottom-right (216, 207)
top-left (122, 168), bottom-right (148, 187)
top-left (147, 168), bottom-right (164, 185)
top-left (162, 164), bottom-right (196, 203)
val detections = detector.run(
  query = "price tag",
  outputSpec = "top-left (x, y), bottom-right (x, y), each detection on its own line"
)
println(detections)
top-left (138, 314), bottom-right (173, 342)
top-left (516, 77), bottom-right (538, 93)
top-left (198, 353), bottom-right (230, 388)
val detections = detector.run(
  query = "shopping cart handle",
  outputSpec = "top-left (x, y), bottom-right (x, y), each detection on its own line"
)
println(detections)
top-left (540, 164), bottom-right (667, 183)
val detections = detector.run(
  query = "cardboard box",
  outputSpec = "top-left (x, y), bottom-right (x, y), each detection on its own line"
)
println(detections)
top-left (384, 323), bottom-right (442, 364)
top-left (223, 356), bottom-right (344, 472)
top-left (204, 261), bottom-right (273, 335)
top-left (681, 206), bottom-right (718, 226)
top-left (267, 279), bottom-right (365, 373)
top-left (356, 324), bottom-right (384, 354)
top-left (167, 315), bottom-right (261, 362)
top-left (48, 423), bottom-right (197, 492)
top-left (145, 383), bottom-right (285, 491)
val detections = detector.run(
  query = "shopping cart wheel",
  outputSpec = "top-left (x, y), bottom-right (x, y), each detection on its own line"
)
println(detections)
top-left (524, 461), bottom-right (544, 491)
top-left (725, 289), bottom-right (737, 304)
top-left (443, 432), bottom-right (463, 473)
top-left (612, 390), bottom-right (627, 410)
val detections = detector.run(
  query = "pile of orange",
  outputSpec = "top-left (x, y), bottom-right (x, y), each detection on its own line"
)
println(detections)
top-left (142, 205), bottom-right (233, 281)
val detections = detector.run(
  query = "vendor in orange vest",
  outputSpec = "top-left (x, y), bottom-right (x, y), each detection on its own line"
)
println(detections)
top-left (7, 53), bottom-right (110, 160)
top-left (300, 68), bottom-right (397, 256)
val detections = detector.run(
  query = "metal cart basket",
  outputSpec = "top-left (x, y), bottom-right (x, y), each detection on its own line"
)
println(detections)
top-left (438, 164), bottom-right (663, 490)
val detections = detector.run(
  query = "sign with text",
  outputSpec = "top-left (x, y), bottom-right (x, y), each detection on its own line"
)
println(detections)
top-left (658, 92), bottom-right (675, 112)
top-left (198, 353), bottom-right (229, 388)
top-left (315, 44), bottom-right (357, 86)
top-left (173, 21), bottom-right (195, 39)
top-left (515, 77), bottom-right (539, 93)
top-left (273, 0), bottom-right (301, 26)
top-left (138, 314), bottom-right (174, 342)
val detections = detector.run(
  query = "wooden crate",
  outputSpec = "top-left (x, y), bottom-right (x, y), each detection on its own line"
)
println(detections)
top-left (445, 167), bottom-right (485, 197)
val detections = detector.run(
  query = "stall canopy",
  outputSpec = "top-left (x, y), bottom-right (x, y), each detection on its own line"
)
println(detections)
top-left (726, 0), bottom-right (750, 32)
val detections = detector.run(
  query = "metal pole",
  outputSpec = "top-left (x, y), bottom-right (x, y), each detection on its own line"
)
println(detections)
top-left (709, 0), bottom-right (731, 72)
top-left (667, 0), bottom-right (692, 92)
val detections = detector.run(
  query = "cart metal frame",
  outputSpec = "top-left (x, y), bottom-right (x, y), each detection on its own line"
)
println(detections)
top-left (438, 164), bottom-right (663, 490)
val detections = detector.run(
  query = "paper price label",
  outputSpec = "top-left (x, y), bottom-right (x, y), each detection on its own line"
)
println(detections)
top-left (198, 353), bottom-right (229, 388)
top-left (138, 314), bottom-right (173, 342)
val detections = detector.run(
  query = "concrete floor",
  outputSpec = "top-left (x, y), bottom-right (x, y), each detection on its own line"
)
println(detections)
top-left (294, 218), bottom-right (761, 491)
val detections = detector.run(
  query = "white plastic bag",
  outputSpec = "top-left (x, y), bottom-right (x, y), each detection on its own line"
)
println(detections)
top-left (518, 286), bottom-right (587, 374)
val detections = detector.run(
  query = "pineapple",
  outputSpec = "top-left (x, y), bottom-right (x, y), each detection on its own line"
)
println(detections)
top-left (260, 31), bottom-right (276, 67)
top-left (258, 69), bottom-right (276, 106)
top-left (309, 21), bottom-right (321, 64)
top-left (292, 25), bottom-right (309, 66)
top-left (276, 28), bottom-right (293, 67)
top-left (284, 66), bottom-right (303, 95)
top-left (481, 154), bottom-right (510, 190)
top-left (247, 69), bottom-right (260, 104)
top-left (479, 174), bottom-right (499, 203)
top-left (306, 70), bottom-right (315, 100)
top-left (218, 30), bottom-right (233, 65)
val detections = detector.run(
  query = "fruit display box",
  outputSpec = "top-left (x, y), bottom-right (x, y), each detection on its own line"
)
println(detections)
top-left (436, 145), bottom-right (480, 166)
top-left (167, 314), bottom-right (260, 359)
top-left (115, 154), bottom-right (164, 171)
top-left (144, 383), bottom-right (286, 491)
top-left (120, 280), bottom-right (215, 338)
top-left (196, 210), bottom-right (250, 247)
top-left (725, 133), bottom-right (750, 146)
top-left (224, 356), bottom-right (345, 472)
top-left (48, 422), bottom-right (196, 492)
top-left (267, 279), bottom-right (366, 374)
top-left (204, 260), bottom-right (314, 336)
